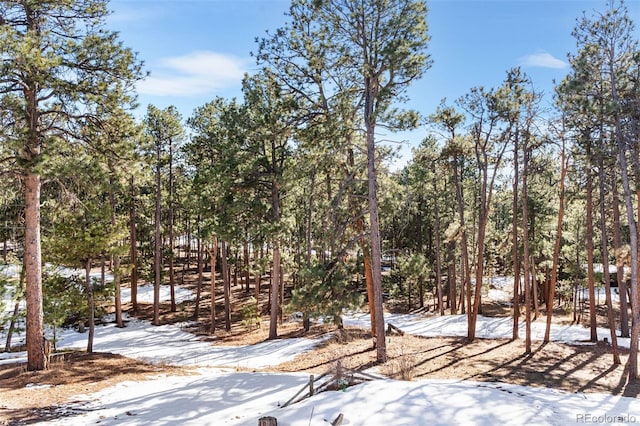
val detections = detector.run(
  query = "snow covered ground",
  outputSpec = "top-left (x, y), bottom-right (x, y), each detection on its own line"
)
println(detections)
top-left (1, 278), bottom-right (640, 425)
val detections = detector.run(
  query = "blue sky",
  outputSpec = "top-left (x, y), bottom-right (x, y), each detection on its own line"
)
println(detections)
top-left (107, 0), bottom-right (640, 165)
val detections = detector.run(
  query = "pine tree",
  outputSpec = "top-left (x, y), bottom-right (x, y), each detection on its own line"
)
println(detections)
top-left (0, 0), bottom-right (143, 370)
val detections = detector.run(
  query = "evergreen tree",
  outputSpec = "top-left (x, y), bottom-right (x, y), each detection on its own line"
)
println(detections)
top-left (143, 105), bottom-right (184, 325)
top-left (0, 0), bottom-right (143, 370)
top-left (258, 0), bottom-right (431, 362)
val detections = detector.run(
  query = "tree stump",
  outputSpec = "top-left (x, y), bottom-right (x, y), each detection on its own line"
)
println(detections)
top-left (258, 416), bottom-right (277, 426)
top-left (332, 413), bottom-right (344, 426)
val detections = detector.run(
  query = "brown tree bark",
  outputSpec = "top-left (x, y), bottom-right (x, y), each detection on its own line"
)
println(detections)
top-left (521, 148), bottom-right (532, 354)
top-left (432, 172), bottom-right (444, 315)
top-left (244, 242), bottom-right (250, 293)
top-left (447, 241), bottom-right (457, 314)
top-left (451, 157), bottom-right (471, 321)
top-left (269, 245), bottom-right (280, 339)
top-left (222, 241), bottom-right (231, 332)
top-left (108, 177), bottom-right (123, 328)
top-left (349, 147), bottom-right (376, 337)
top-left (364, 79), bottom-right (387, 363)
top-left (25, 173), bottom-right (45, 371)
top-left (597, 157), bottom-right (621, 364)
top-left (544, 134), bottom-right (567, 342)
top-left (84, 259), bottom-right (95, 353)
top-left (611, 171), bottom-right (630, 338)
top-left (153, 140), bottom-right (162, 326)
top-left (194, 233), bottom-right (203, 320)
top-left (129, 176), bottom-right (138, 313)
top-left (512, 135), bottom-right (520, 340)
top-left (209, 237), bottom-right (217, 333)
top-left (169, 142), bottom-right (176, 313)
top-left (585, 143), bottom-right (598, 342)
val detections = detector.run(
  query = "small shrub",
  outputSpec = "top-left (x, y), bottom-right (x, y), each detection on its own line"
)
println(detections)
top-left (241, 297), bottom-right (261, 331)
top-left (392, 354), bottom-right (416, 381)
top-left (383, 345), bottom-right (417, 381)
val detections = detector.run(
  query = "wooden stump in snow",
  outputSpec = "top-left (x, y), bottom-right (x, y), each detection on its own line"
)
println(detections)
top-left (258, 416), bottom-right (277, 426)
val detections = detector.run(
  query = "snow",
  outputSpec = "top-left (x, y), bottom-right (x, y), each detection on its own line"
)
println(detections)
top-left (343, 312), bottom-right (633, 348)
top-left (2, 279), bottom-right (640, 425)
top-left (120, 283), bottom-right (194, 305)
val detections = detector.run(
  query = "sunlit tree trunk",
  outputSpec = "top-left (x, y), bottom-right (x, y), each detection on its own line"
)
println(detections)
top-left (194, 228), bottom-right (203, 320)
top-left (512, 135), bottom-right (520, 341)
top-left (432, 171), bottom-right (444, 316)
top-left (169, 140), bottom-right (176, 313)
top-left (129, 176), bottom-right (138, 313)
top-left (25, 173), bottom-right (45, 370)
top-left (222, 241), bottom-right (231, 331)
top-left (544, 133), bottom-right (567, 342)
top-left (84, 259), bottom-right (95, 353)
top-left (585, 143), bottom-right (598, 342)
top-left (210, 236), bottom-right (217, 333)
top-left (108, 177), bottom-right (124, 328)
top-left (612, 171), bottom-right (630, 338)
top-left (597, 157), bottom-right (621, 364)
top-left (521, 146), bottom-right (532, 354)
top-left (153, 138), bottom-right (162, 326)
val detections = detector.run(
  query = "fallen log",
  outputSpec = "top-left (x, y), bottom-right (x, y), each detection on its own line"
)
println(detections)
top-left (387, 323), bottom-right (405, 335)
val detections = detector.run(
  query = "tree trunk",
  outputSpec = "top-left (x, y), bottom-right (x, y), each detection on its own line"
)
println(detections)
top-left (279, 262), bottom-right (284, 325)
top-left (357, 217), bottom-right (376, 336)
top-left (129, 175), bottom-right (138, 313)
top-left (544, 134), bottom-right (567, 342)
top-left (347, 145), bottom-right (377, 335)
top-left (365, 79), bottom-right (386, 363)
top-left (255, 267), bottom-right (261, 303)
top-left (616, 133), bottom-right (639, 380)
top-left (169, 141), bottom-right (176, 313)
top-left (85, 259), bottom-right (95, 353)
top-left (244, 242), bottom-right (250, 293)
top-left (222, 241), bottom-right (231, 332)
top-left (531, 259), bottom-right (539, 321)
top-left (448, 241), bottom-right (457, 314)
top-left (269, 245), bottom-right (280, 339)
top-left (210, 237), bottom-right (217, 333)
top-left (25, 172), bottom-right (45, 371)
top-left (451, 157), bottom-right (470, 320)
top-left (597, 157), bottom-right (621, 364)
top-left (108, 177), bottom-right (123, 328)
top-left (432, 173), bottom-right (444, 315)
top-left (512, 136), bottom-right (520, 341)
top-left (268, 137), bottom-right (282, 340)
top-left (194, 232), bottom-right (203, 320)
top-left (153, 142), bottom-right (162, 326)
top-left (585, 144), bottom-right (598, 342)
top-left (521, 148), bottom-right (532, 354)
top-left (612, 171), bottom-right (630, 338)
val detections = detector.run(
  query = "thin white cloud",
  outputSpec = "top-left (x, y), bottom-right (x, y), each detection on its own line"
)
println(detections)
top-left (519, 52), bottom-right (568, 69)
top-left (138, 51), bottom-right (248, 96)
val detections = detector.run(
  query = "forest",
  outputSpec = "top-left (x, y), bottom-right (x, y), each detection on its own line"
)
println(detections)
top-left (1, 0), bottom-right (640, 399)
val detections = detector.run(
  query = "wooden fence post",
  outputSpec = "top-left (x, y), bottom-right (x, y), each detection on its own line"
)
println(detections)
top-left (258, 416), bottom-right (277, 426)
